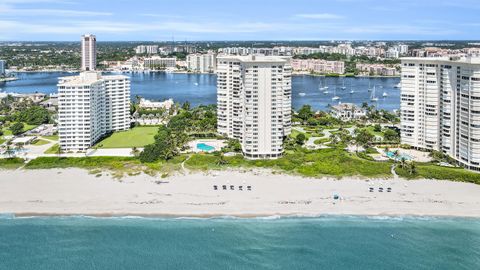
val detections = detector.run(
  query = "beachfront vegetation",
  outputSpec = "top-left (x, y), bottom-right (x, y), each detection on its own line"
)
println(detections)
top-left (95, 126), bottom-right (158, 149)
top-left (139, 105), bottom-right (217, 162)
top-left (396, 163), bottom-right (480, 185)
top-left (0, 158), bottom-right (25, 169)
top-left (185, 147), bottom-right (392, 178)
top-left (24, 156), bottom-right (185, 178)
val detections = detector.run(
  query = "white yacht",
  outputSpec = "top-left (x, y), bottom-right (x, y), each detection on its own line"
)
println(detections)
top-left (371, 86), bottom-right (379, 102)
top-left (332, 88), bottom-right (340, 101)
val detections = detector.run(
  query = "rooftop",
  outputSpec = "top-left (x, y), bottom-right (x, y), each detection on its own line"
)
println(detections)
top-left (217, 55), bottom-right (290, 63)
top-left (58, 72), bottom-right (128, 86)
top-left (401, 56), bottom-right (480, 64)
top-left (331, 103), bottom-right (363, 111)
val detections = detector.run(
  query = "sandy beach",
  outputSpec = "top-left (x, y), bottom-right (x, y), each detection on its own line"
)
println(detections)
top-left (0, 168), bottom-right (479, 218)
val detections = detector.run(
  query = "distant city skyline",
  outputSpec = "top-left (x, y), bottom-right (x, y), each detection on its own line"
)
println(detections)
top-left (0, 0), bottom-right (478, 41)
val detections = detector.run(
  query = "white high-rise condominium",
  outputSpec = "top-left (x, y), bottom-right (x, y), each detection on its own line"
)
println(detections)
top-left (187, 52), bottom-right (217, 73)
top-left (0, 60), bottom-right (6, 76)
top-left (58, 72), bottom-right (131, 152)
top-left (401, 56), bottom-right (480, 171)
top-left (217, 55), bottom-right (292, 159)
top-left (81, 34), bottom-right (96, 71)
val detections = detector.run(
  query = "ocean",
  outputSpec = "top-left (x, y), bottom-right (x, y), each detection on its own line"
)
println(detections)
top-left (0, 72), bottom-right (401, 111)
top-left (0, 216), bottom-right (479, 269)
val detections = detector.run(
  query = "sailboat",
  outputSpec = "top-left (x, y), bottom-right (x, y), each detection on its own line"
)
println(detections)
top-left (341, 79), bottom-right (346, 90)
top-left (371, 85), bottom-right (379, 102)
top-left (319, 78), bottom-right (325, 89)
top-left (320, 80), bottom-right (329, 94)
top-left (350, 84), bottom-right (355, 94)
top-left (368, 80), bottom-right (372, 92)
top-left (382, 91), bottom-right (388, 98)
top-left (394, 82), bottom-right (401, 89)
top-left (332, 88), bottom-right (340, 101)
top-left (299, 92), bottom-right (306, 97)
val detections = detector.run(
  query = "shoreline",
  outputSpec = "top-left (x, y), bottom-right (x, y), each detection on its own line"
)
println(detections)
top-left (8, 212), bottom-right (480, 220)
top-left (8, 70), bottom-right (401, 79)
top-left (1, 168), bottom-right (479, 218)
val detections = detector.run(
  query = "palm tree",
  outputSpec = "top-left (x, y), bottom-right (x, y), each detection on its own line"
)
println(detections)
top-left (399, 157), bottom-right (406, 168)
top-left (131, 147), bottom-right (140, 157)
top-left (408, 162), bottom-right (417, 175)
top-left (15, 142), bottom-right (24, 153)
top-left (216, 153), bottom-right (228, 166)
top-left (56, 144), bottom-right (63, 157)
top-left (135, 95), bottom-right (142, 105)
top-left (4, 143), bottom-right (14, 158)
top-left (392, 150), bottom-right (400, 161)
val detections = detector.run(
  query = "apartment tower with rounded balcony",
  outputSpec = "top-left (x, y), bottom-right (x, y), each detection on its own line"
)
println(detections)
top-left (401, 57), bottom-right (480, 171)
top-left (217, 55), bottom-right (292, 159)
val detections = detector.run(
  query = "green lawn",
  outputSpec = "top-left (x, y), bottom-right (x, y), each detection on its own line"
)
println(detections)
top-left (95, 127), bottom-right (159, 148)
top-left (290, 129), bottom-right (312, 139)
top-left (44, 144), bottom-right (60, 154)
top-left (32, 139), bottom-right (50, 146)
top-left (314, 138), bottom-right (330, 145)
top-left (364, 126), bottom-right (384, 138)
top-left (1, 122), bottom-right (37, 136)
top-left (42, 135), bottom-right (59, 141)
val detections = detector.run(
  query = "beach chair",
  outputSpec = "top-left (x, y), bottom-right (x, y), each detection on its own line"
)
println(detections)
top-left (369, 187), bottom-right (374, 192)
top-left (247, 186), bottom-right (252, 191)
top-left (239, 186), bottom-right (243, 191)
top-left (222, 185), bottom-right (227, 190)
top-left (387, 187), bottom-right (392, 192)
top-left (213, 185), bottom-right (218, 190)
top-left (379, 187), bottom-right (384, 192)
top-left (230, 185), bottom-right (235, 190)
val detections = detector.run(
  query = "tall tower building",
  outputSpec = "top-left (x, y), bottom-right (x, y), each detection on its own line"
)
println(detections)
top-left (217, 55), bottom-right (292, 159)
top-left (58, 72), bottom-right (130, 152)
top-left (81, 34), bottom-right (96, 71)
top-left (400, 57), bottom-right (480, 171)
top-left (0, 60), bottom-right (6, 76)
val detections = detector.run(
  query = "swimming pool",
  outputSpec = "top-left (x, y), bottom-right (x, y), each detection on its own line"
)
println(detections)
top-left (196, 143), bottom-right (215, 152)
top-left (386, 151), bottom-right (413, 161)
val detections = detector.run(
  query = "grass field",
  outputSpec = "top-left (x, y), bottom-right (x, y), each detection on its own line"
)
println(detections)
top-left (364, 126), bottom-right (384, 138)
top-left (95, 127), bottom-right (159, 148)
top-left (32, 139), bottom-right (50, 146)
top-left (1, 123), bottom-right (37, 136)
top-left (44, 144), bottom-right (60, 154)
top-left (42, 135), bottom-right (59, 141)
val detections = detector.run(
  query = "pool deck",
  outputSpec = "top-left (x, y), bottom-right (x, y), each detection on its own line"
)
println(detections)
top-left (382, 148), bottom-right (433, 163)
top-left (188, 139), bottom-right (226, 153)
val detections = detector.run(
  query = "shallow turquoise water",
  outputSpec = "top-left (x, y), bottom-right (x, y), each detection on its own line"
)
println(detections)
top-left (0, 216), bottom-right (479, 270)
top-left (197, 143), bottom-right (215, 152)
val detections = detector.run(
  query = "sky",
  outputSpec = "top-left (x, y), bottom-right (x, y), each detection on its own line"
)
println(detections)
top-left (0, 0), bottom-right (479, 41)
